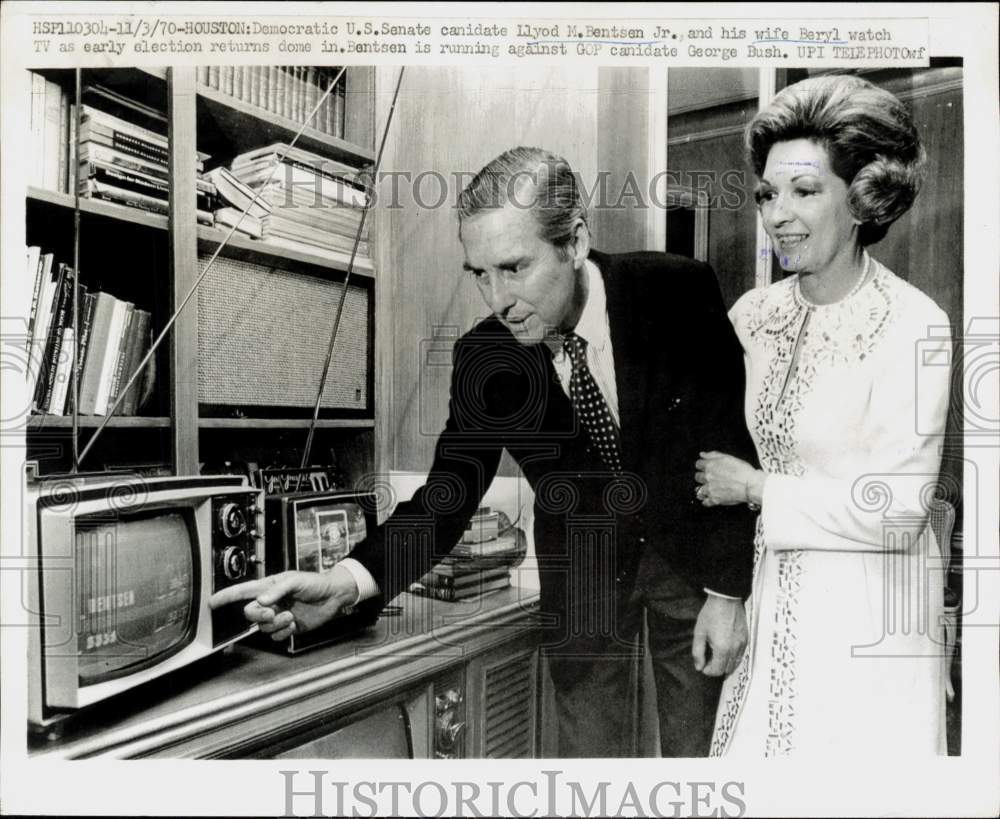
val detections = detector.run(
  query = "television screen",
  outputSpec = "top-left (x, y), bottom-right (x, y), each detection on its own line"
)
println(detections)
top-left (75, 510), bottom-right (195, 684)
top-left (292, 500), bottom-right (367, 573)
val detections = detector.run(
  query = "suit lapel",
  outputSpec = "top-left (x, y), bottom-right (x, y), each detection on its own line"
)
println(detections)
top-left (591, 250), bottom-right (649, 464)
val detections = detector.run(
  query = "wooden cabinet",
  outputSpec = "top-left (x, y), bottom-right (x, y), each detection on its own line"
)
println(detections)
top-left (28, 589), bottom-right (546, 759)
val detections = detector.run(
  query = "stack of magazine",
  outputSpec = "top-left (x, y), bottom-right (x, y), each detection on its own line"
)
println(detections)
top-left (409, 508), bottom-right (526, 602)
top-left (227, 143), bottom-right (372, 271)
top-left (78, 103), bottom-right (215, 224)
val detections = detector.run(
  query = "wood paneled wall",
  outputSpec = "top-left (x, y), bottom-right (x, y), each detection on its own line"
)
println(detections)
top-left (591, 67), bottom-right (650, 253)
top-left (665, 99), bottom-right (760, 308)
top-left (372, 67), bottom-right (600, 473)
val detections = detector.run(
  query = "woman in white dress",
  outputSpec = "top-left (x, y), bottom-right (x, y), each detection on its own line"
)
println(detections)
top-left (694, 75), bottom-right (952, 757)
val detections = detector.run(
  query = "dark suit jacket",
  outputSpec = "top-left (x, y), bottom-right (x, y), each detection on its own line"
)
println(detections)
top-left (350, 249), bottom-right (756, 641)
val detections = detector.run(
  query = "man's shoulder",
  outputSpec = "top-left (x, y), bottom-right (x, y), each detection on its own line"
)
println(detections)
top-left (594, 249), bottom-right (712, 279)
top-left (458, 313), bottom-right (515, 345)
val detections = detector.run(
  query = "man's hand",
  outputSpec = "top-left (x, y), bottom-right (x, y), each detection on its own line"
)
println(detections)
top-left (692, 595), bottom-right (748, 676)
top-left (208, 564), bottom-right (360, 642)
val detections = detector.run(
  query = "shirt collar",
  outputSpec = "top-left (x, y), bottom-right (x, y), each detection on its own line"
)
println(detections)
top-left (571, 257), bottom-right (608, 352)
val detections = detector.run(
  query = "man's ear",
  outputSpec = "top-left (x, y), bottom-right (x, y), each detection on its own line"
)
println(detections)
top-left (571, 219), bottom-right (591, 267)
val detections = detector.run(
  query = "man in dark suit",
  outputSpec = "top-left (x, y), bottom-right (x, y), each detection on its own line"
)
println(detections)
top-left (212, 147), bottom-right (756, 757)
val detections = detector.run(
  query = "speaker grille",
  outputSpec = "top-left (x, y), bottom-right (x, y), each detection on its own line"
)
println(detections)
top-left (197, 255), bottom-right (370, 410)
top-left (483, 652), bottom-right (536, 758)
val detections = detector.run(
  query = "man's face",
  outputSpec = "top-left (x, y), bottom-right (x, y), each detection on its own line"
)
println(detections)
top-left (460, 202), bottom-right (586, 346)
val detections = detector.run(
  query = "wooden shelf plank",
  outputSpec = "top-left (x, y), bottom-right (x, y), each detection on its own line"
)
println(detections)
top-left (196, 226), bottom-right (375, 280)
top-left (28, 416), bottom-right (172, 429)
top-left (197, 85), bottom-right (375, 166)
top-left (27, 187), bottom-right (169, 231)
top-left (28, 189), bottom-right (374, 281)
top-left (198, 418), bottom-right (374, 430)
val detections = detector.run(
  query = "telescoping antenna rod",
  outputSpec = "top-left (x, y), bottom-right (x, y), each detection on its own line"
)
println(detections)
top-left (76, 66), bottom-right (349, 469)
top-left (297, 67), bottom-right (406, 485)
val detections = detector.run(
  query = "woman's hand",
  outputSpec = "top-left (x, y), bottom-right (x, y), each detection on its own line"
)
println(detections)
top-left (694, 451), bottom-right (764, 507)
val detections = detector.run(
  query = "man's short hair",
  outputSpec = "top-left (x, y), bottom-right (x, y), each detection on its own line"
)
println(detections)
top-left (457, 147), bottom-right (587, 251)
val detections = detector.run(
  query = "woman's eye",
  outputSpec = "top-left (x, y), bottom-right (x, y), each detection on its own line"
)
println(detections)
top-left (755, 190), bottom-right (776, 204)
top-left (795, 187), bottom-right (817, 197)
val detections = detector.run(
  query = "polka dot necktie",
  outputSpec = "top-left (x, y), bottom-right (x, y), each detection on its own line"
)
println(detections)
top-left (563, 332), bottom-right (623, 473)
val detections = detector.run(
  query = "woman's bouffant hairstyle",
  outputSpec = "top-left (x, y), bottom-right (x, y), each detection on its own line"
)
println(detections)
top-left (747, 74), bottom-right (925, 246)
top-left (457, 147), bottom-right (587, 256)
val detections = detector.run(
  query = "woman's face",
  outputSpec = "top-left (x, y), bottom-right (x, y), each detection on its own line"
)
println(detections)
top-left (757, 139), bottom-right (861, 278)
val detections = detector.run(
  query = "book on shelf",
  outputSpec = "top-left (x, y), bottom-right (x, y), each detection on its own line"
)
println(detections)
top-left (91, 297), bottom-right (130, 416)
top-left (33, 263), bottom-right (74, 413)
top-left (48, 328), bottom-right (76, 416)
top-left (408, 573), bottom-right (512, 602)
top-left (76, 291), bottom-right (118, 415)
top-left (81, 179), bottom-right (215, 225)
top-left (198, 67), bottom-right (346, 138)
top-left (80, 153), bottom-right (217, 197)
top-left (416, 565), bottom-right (511, 590)
top-left (226, 142), bottom-right (372, 268)
top-left (25, 248), bottom-right (155, 418)
top-left (81, 82), bottom-right (167, 137)
top-left (78, 163), bottom-right (215, 210)
top-left (213, 206), bottom-right (263, 239)
top-left (25, 247), bottom-right (49, 358)
top-left (116, 308), bottom-right (152, 416)
top-left (66, 290), bottom-right (97, 414)
top-left (232, 142), bottom-right (365, 188)
top-left (259, 235), bottom-right (374, 271)
top-left (426, 554), bottom-right (521, 578)
top-left (205, 166), bottom-right (273, 218)
top-left (234, 162), bottom-right (367, 208)
top-left (80, 104), bottom-right (209, 167)
top-left (79, 141), bottom-right (172, 182)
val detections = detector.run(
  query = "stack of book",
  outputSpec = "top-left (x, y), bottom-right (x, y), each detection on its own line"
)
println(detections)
top-left (77, 104), bottom-right (215, 224)
top-left (198, 67), bottom-right (346, 138)
top-left (26, 246), bottom-right (154, 417)
top-left (409, 562), bottom-right (512, 602)
top-left (408, 508), bottom-right (524, 602)
top-left (227, 143), bottom-right (372, 271)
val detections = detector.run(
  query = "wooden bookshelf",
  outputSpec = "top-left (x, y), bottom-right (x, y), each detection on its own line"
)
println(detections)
top-left (28, 416), bottom-right (172, 429)
top-left (27, 186), bottom-right (169, 231)
top-left (28, 188), bottom-right (375, 281)
top-left (197, 418), bottom-right (375, 430)
top-left (24, 65), bottom-right (379, 481)
top-left (197, 85), bottom-right (375, 168)
top-left (196, 225), bottom-right (375, 281)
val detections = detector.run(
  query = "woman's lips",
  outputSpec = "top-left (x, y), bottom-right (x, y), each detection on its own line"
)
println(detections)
top-left (776, 233), bottom-right (808, 250)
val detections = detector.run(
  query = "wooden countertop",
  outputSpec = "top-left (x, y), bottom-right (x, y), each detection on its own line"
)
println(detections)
top-left (30, 587), bottom-right (542, 759)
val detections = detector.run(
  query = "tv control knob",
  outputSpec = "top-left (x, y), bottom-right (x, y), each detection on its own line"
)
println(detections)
top-left (221, 546), bottom-right (249, 580)
top-left (218, 503), bottom-right (247, 538)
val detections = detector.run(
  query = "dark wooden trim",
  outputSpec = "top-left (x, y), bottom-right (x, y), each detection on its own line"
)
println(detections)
top-left (167, 67), bottom-right (199, 476)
